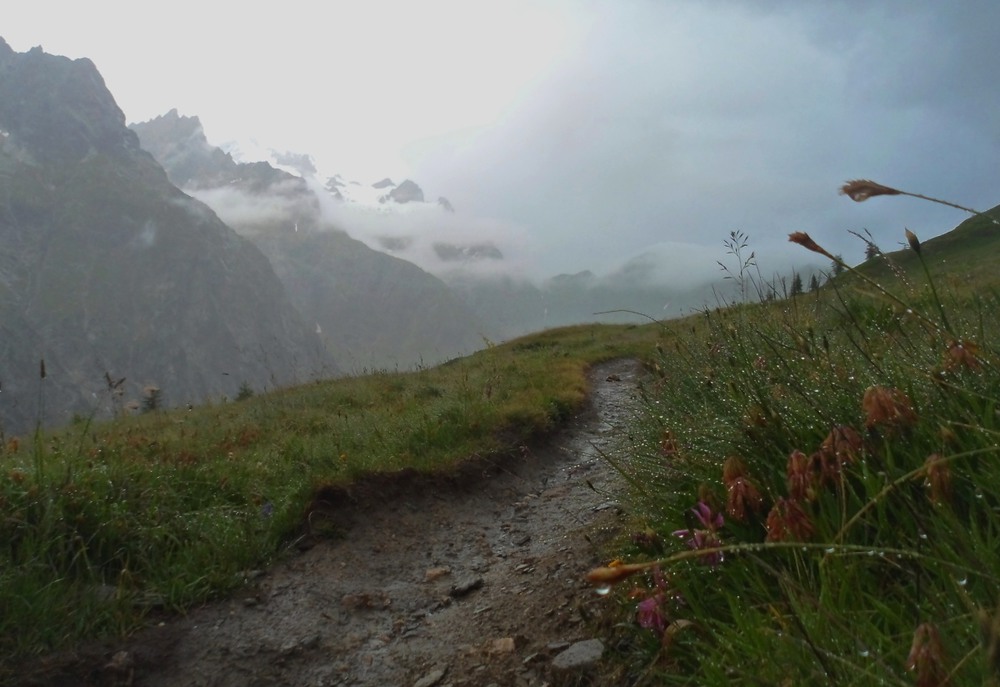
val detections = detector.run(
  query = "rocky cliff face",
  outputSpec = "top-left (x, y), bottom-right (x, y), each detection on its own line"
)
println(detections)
top-left (132, 110), bottom-right (489, 371)
top-left (0, 39), bottom-right (333, 432)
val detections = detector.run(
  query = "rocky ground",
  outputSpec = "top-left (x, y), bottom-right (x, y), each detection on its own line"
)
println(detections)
top-left (25, 359), bottom-right (645, 687)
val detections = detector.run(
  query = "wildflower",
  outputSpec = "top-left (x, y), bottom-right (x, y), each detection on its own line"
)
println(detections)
top-left (786, 449), bottom-right (815, 501)
top-left (690, 501), bottom-right (723, 531)
top-left (840, 179), bottom-right (903, 202)
top-left (659, 430), bottom-right (680, 458)
top-left (923, 454), bottom-right (952, 507)
top-left (904, 622), bottom-right (947, 687)
top-left (631, 528), bottom-right (664, 553)
top-left (765, 498), bottom-right (814, 542)
top-left (722, 455), bottom-right (747, 485)
top-left (636, 594), bottom-right (669, 634)
top-left (944, 339), bottom-right (981, 372)
top-left (671, 528), bottom-right (724, 566)
top-left (820, 425), bottom-right (864, 465)
top-left (788, 232), bottom-right (836, 260)
top-left (726, 476), bottom-right (764, 521)
top-left (810, 450), bottom-right (842, 489)
top-left (862, 386), bottom-right (917, 430)
top-left (673, 502), bottom-right (725, 566)
top-left (634, 566), bottom-right (673, 635)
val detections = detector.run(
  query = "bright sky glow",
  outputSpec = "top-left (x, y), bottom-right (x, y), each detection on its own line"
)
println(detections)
top-left (4, 1), bottom-right (1000, 282)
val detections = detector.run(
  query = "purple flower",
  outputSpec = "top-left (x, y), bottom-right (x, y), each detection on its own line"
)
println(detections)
top-left (672, 502), bottom-right (725, 566)
top-left (636, 594), bottom-right (668, 634)
top-left (691, 501), bottom-right (724, 531)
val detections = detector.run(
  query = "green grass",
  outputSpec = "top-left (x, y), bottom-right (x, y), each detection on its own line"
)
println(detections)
top-left (4, 184), bottom-right (999, 685)
top-left (0, 321), bottom-right (657, 677)
top-left (602, 213), bottom-right (1000, 684)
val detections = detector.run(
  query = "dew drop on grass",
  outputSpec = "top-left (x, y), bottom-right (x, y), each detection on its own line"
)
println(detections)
top-left (956, 577), bottom-right (968, 587)
top-left (595, 585), bottom-right (612, 596)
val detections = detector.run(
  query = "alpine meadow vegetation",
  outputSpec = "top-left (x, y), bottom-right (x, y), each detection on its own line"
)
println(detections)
top-left (1, 179), bottom-right (998, 686)
top-left (0, 322), bottom-right (654, 679)
top-left (593, 182), bottom-right (1000, 685)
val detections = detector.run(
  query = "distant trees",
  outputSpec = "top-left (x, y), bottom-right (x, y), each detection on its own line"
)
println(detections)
top-left (808, 274), bottom-right (820, 292)
top-left (142, 385), bottom-right (162, 413)
top-left (790, 272), bottom-right (804, 296)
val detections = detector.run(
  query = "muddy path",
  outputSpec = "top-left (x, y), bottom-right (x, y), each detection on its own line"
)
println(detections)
top-left (31, 358), bottom-right (644, 687)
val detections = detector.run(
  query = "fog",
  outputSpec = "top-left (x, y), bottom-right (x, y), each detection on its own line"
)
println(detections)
top-left (6, 0), bottom-right (1000, 284)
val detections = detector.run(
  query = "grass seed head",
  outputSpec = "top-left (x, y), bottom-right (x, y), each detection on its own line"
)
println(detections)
top-left (904, 622), bottom-right (947, 687)
top-left (840, 179), bottom-right (903, 202)
top-left (788, 232), bottom-right (835, 260)
top-left (923, 454), bottom-right (952, 507)
top-left (862, 386), bottom-right (917, 430)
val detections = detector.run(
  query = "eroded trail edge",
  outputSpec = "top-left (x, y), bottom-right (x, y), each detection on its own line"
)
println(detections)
top-left (65, 358), bottom-right (643, 687)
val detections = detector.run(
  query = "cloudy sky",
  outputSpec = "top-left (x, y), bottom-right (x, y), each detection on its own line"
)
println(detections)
top-left (5, 0), bottom-right (999, 282)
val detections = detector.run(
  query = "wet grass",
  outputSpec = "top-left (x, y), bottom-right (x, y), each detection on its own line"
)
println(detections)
top-left (599, 192), bottom-right (1000, 684)
top-left (0, 321), bottom-right (657, 677)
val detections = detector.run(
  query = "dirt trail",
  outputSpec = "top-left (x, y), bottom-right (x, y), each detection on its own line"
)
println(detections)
top-left (35, 359), bottom-right (643, 687)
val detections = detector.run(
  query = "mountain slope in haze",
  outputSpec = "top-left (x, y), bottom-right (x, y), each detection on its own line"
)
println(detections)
top-left (131, 110), bottom-right (489, 371)
top-left (852, 204), bottom-right (1000, 287)
top-left (0, 39), bottom-right (333, 432)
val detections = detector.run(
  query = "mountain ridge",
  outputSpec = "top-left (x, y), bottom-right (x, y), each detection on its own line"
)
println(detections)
top-left (0, 40), bottom-right (333, 432)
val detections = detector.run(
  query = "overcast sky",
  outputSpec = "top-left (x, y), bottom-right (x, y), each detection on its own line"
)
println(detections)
top-left (5, 0), bottom-right (999, 282)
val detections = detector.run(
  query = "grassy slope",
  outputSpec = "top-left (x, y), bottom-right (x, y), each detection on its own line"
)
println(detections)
top-left (0, 321), bottom-right (659, 674)
top-left (2, 204), bottom-right (997, 683)
top-left (600, 214), bottom-right (1000, 684)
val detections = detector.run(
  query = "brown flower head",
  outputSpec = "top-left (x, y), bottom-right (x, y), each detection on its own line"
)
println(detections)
top-left (904, 228), bottom-right (922, 255)
top-left (788, 232), bottom-right (835, 260)
top-left (726, 476), bottom-right (764, 522)
top-left (862, 386), bottom-right (917, 430)
top-left (923, 454), bottom-right (952, 507)
top-left (905, 622), bottom-right (947, 687)
top-left (810, 450), bottom-right (842, 489)
top-left (765, 498), bottom-right (814, 542)
top-left (659, 430), bottom-right (680, 458)
top-left (840, 179), bottom-right (903, 202)
top-left (722, 455), bottom-right (747, 485)
top-left (944, 339), bottom-right (981, 372)
top-left (820, 425), bottom-right (864, 465)
top-left (786, 449), bottom-right (815, 501)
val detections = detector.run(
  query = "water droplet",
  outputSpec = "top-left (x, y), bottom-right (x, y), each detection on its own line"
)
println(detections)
top-left (824, 547), bottom-right (835, 554)
top-left (956, 577), bottom-right (968, 587)
top-left (595, 585), bottom-right (612, 596)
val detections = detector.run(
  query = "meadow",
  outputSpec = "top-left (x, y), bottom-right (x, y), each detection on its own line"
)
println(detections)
top-left (0, 318), bottom-right (656, 677)
top-left (597, 183), bottom-right (1000, 685)
top-left (2, 180), bottom-right (998, 686)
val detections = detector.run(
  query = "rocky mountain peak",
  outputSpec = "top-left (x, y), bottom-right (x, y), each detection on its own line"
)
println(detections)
top-left (387, 179), bottom-right (424, 204)
top-left (0, 42), bottom-right (332, 432)
top-left (0, 38), bottom-right (141, 165)
top-left (372, 177), bottom-right (395, 189)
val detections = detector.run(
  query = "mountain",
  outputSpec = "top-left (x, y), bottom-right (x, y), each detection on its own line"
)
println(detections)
top-left (0, 39), bottom-right (333, 433)
top-left (131, 110), bottom-right (489, 371)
